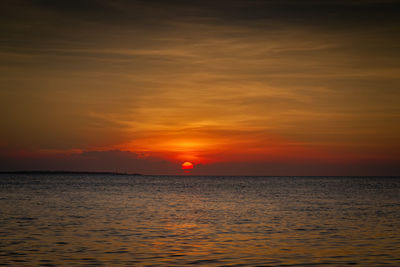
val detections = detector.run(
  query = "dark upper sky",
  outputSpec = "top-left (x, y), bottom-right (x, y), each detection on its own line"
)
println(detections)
top-left (2, 0), bottom-right (400, 47)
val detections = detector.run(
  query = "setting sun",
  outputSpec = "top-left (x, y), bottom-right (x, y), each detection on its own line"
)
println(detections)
top-left (181, 161), bottom-right (194, 170)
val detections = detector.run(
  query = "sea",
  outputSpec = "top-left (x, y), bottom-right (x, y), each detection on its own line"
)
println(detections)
top-left (0, 174), bottom-right (399, 266)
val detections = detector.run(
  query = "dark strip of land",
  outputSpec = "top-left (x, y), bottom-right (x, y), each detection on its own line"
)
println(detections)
top-left (0, 171), bottom-right (142, 175)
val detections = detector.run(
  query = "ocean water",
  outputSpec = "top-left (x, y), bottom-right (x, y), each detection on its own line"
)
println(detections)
top-left (0, 174), bottom-right (399, 266)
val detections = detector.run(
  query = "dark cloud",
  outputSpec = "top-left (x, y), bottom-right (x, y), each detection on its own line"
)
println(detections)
top-left (30, 0), bottom-right (114, 14)
top-left (2, 0), bottom-right (399, 53)
top-left (0, 150), bottom-right (178, 174)
top-left (192, 160), bottom-right (400, 176)
top-left (23, 0), bottom-right (400, 26)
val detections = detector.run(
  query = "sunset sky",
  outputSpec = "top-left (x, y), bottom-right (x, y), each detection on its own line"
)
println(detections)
top-left (1, 0), bottom-right (399, 175)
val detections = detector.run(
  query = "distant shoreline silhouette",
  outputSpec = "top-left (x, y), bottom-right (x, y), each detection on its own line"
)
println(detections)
top-left (0, 170), bottom-right (142, 176)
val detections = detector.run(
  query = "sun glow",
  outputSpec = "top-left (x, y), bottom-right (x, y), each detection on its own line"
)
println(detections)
top-left (172, 141), bottom-right (204, 151)
top-left (118, 135), bottom-right (222, 163)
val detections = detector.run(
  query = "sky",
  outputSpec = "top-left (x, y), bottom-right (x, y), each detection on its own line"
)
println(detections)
top-left (1, 0), bottom-right (400, 175)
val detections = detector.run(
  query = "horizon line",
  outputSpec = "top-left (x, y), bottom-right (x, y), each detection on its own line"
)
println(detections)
top-left (0, 171), bottom-right (399, 177)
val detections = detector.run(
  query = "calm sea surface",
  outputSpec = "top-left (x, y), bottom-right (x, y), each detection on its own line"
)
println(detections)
top-left (0, 174), bottom-right (399, 266)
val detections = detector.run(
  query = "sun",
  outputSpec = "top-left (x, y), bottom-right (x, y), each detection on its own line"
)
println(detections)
top-left (181, 161), bottom-right (194, 170)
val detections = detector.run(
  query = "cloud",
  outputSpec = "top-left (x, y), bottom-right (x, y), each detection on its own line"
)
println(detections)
top-left (192, 160), bottom-right (400, 176)
top-left (0, 150), bottom-right (178, 174)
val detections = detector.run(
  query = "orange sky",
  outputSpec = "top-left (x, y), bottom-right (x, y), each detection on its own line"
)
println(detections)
top-left (1, 0), bottom-right (399, 175)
